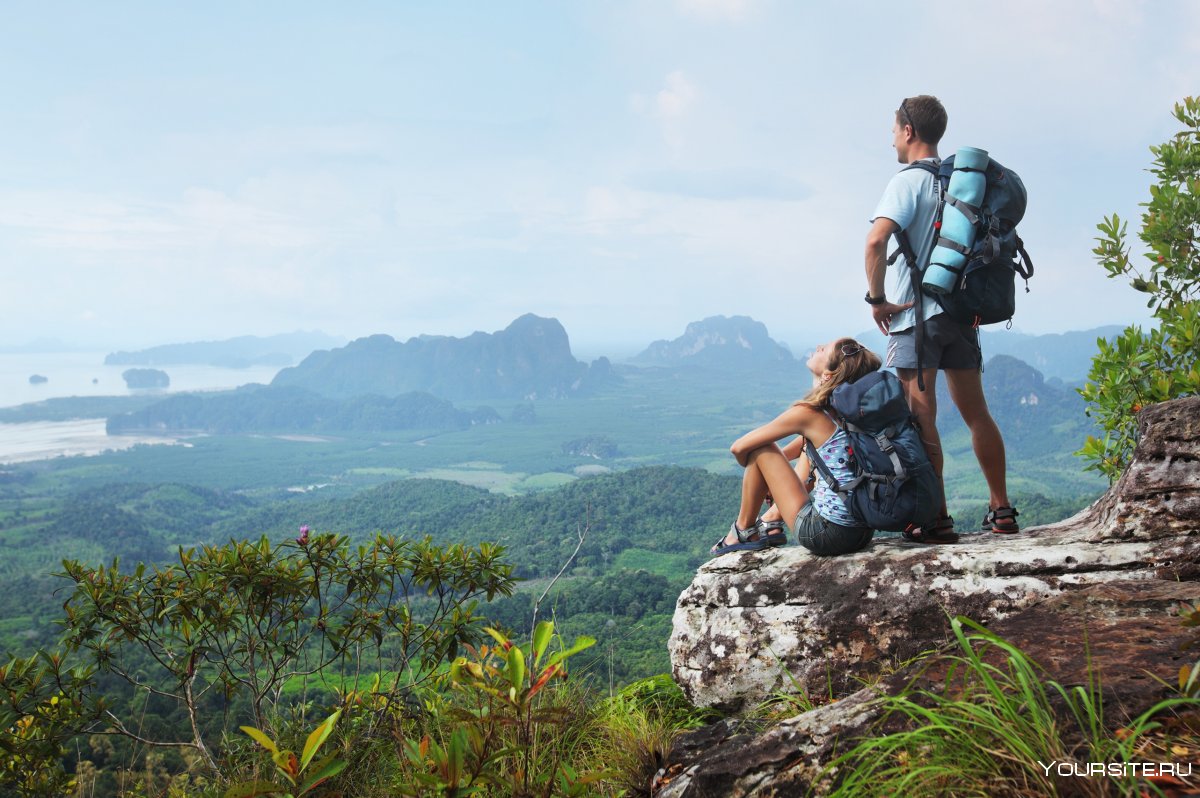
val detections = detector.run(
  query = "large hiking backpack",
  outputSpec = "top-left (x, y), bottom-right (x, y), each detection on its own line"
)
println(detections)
top-left (898, 154), bottom-right (1034, 325)
top-left (891, 154), bottom-right (1034, 389)
top-left (805, 370), bottom-right (941, 532)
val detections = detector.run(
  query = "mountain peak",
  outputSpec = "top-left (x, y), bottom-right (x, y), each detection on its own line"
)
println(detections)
top-left (633, 315), bottom-right (794, 368)
top-left (271, 314), bottom-right (610, 401)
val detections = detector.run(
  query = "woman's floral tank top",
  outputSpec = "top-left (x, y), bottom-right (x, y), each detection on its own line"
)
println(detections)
top-left (811, 426), bottom-right (860, 527)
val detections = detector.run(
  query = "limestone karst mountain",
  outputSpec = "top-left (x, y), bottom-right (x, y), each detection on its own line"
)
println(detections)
top-left (632, 315), bottom-right (796, 369)
top-left (271, 314), bottom-right (614, 401)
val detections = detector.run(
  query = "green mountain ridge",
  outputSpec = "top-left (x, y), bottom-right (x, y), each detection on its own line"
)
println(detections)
top-left (105, 384), bottom-right (499, 435)
top-left (271, 314), bottom-right (616, 400)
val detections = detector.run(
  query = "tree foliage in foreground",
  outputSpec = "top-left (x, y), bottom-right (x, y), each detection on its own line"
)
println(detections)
top-left (1079, 96), bottom-right (1200, 481)
top-left (1, 533), bottom-right (515, 793)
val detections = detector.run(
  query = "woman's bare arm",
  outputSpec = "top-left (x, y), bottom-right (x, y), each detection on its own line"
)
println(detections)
top-left (731, 405), bottom-right (825, 467)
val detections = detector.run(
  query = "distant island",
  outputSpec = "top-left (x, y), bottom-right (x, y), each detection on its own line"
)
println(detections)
top-left (105, 331), bottom-right (344, 368)
top-left (28, 374), bottom-right (48, 385)
top-left (122, 368), bottom-right (170, 389)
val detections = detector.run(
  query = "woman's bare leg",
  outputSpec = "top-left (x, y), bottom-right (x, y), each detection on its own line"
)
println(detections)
top-left (717, 444), bottom-right (809, 548)
top-left (736, 455), bottom-right (771, 530)
top-left (759, 459), bottom-right (809, 524)
top-left (747, 444), bottom-right (809, 530)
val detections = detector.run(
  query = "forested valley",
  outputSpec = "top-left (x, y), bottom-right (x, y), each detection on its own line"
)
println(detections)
top-left (0, 325), bottom-right (1110, 796)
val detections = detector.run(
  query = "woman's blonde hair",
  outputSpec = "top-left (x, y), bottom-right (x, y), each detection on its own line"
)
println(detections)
top-left (797, 337), bottom-right (882, 409)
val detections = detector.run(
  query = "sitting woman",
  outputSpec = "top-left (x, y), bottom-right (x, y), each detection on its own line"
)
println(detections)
top-left (712, 337), bottom-right (881, 557)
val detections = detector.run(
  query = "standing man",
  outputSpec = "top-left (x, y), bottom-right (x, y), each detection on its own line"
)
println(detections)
top-left (863, 95), bottom-right (1019, 542)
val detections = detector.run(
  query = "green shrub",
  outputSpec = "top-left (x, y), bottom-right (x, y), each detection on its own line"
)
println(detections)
top-left (1078, 96), bottom-right (1200, 481)
top-left (0, 651), bottom-right (94, 797)
top-left (394, 621), bottom-right (601, 797)
top-left (227, 710), bottom-right (346, 797)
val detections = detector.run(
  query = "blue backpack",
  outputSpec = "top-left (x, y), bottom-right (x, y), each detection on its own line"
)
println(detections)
top-left (805, 370), bottom-right (941, 532)
top-left (892, 154), bottom-right (1034, 390)
top-left (899, 155), bottom-right (1033, 324)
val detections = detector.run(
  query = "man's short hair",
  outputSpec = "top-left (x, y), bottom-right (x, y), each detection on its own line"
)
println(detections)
top-left (897, 95), bottom-right (947, 145)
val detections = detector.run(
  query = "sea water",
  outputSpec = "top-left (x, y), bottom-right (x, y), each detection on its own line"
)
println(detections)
top-left (0, 352), bottom-right (283, 464)
top-left (1, 352), bottom-right (282, 409)
top-left (0, 418), bottom-right (197, 465)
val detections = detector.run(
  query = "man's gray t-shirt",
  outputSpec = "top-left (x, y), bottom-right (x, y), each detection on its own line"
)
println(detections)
top-left (870, 158), bottom-right (942, 333)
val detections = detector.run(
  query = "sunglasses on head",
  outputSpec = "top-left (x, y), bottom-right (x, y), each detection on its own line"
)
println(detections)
top-left (898, 99), bottom-right (917, 135)
top-left (840, 344), bottom-right (864, 357)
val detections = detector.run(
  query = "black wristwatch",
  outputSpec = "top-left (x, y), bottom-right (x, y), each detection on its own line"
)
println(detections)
top-left (864, 292), bottom-right (886, 305)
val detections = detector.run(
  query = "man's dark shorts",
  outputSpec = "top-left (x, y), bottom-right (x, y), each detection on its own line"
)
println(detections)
top-left (886, 313), bottom-right (982, 370)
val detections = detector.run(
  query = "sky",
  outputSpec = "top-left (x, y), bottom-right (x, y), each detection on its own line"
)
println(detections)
top-left (2, 0), bottom-right (1197, 359)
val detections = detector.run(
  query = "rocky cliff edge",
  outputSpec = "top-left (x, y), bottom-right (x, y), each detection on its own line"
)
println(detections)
top-left (660, 396), bottom-right (1199, 796)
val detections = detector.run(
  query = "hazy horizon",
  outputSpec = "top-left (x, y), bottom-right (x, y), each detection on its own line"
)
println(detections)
top-left (5, 2), bottom-right (1195, 355)
top-left (0, 315), bottom-right (1130, 371)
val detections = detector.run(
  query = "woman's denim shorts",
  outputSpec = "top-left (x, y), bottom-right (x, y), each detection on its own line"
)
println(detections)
top-left (794, 500), bottom-right (873, 556)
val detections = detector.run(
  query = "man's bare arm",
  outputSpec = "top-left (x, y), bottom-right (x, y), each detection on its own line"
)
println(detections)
top-left (865, 216), bottom-right (913, 335)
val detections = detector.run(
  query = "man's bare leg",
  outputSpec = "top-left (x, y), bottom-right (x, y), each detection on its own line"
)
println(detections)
top-left (945, 367), bottom-right (1010, 511)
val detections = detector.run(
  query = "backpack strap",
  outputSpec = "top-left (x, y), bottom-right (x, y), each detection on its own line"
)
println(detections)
top-left (886, 159), bottom-right (942, 393)
top-left (1015, 235), bottom-right (1034, 283)
top-left (804, 438), bottom-right (863, 523)
top-left (889, 161), bottom-right (942, 265)
top-left (902, 160), bottom-right (939, 177)
top-left (843, 421), bottom-right (907, 481)
top-left (945, 194), bottom-right (980, 227)
top-left (889, 229), bottom-right (929, 392)
top-left (805, 437), bottom-right (840, 492)
top-left (805, 434), bottom-right (865, 498)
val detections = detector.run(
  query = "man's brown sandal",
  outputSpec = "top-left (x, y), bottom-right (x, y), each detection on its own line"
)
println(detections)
top-left (902, 515), bottom-right (960, 544)
top-left (983, 506), bottom-right (1020, 534)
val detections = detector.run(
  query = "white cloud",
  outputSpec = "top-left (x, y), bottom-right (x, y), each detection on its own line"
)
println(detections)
top-left (581, 186), bottom-right (644, 235)
top-left (0, 191), bottom-right (180, 252)
top-left (656, 70), bottom-right (698, 119)
top-left (0, 187), bottom-right (321, 255)
top-left (630, 70), bottom-right (701, 154)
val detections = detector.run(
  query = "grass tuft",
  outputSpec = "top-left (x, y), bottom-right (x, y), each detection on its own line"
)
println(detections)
top-left (819, 616), bottom-right (1200, 798)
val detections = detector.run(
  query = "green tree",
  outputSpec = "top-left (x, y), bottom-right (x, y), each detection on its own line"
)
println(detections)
top-left (0, 651), bottom-right (95, 797)
top-left (0, 533), bottom-right (515, 793)
top-left (1078, 96), bottom-right (1200, 481)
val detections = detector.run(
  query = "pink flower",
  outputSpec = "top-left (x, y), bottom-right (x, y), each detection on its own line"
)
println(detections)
top-left (297, 525), bottom-right (310, 545)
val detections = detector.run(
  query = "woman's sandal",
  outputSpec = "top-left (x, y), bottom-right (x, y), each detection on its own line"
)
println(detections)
top-left (983, 506), bottom-right (1020, 534)
top-left (902, 515), bottom-right (960, 544)
top-left (756, 517), bottom-right (788, 547)
top-left (710, 522), bottom-right (771, 556)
